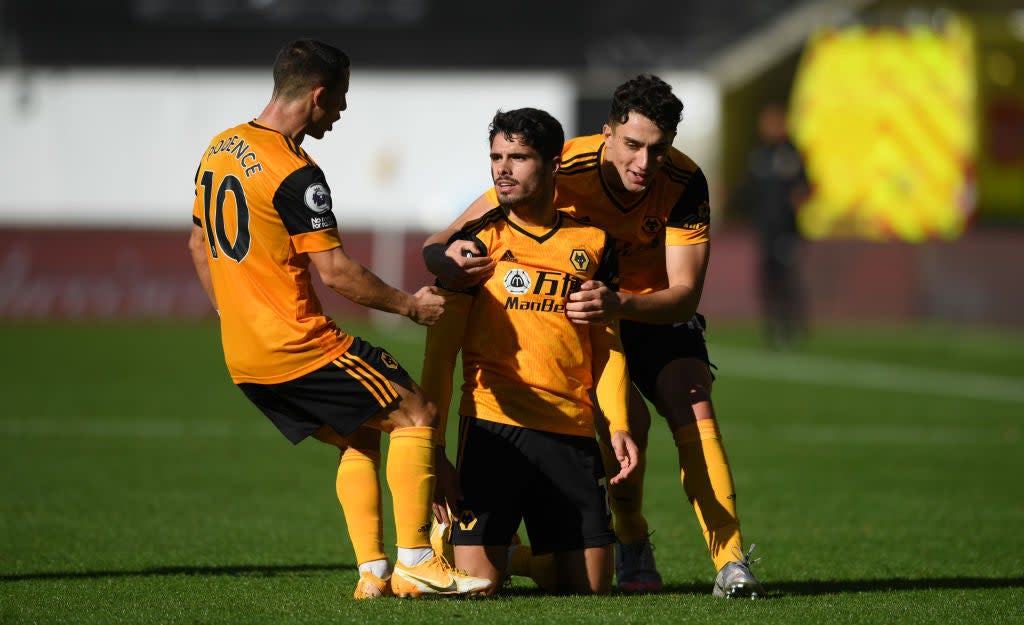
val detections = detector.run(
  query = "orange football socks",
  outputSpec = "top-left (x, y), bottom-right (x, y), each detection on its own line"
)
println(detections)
top-left (387, 426), bottom-right (436, 549)
top-left (336, 446), bottom-right (387, 565)
top-left (673, 419), bottom-right (743, 571)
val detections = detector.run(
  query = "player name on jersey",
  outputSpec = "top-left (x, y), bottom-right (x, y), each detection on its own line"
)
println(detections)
top-left (206, 134), bottom-right (264, 178)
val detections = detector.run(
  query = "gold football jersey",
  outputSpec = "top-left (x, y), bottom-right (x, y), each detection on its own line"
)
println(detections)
top-left (485, 134), bottom-right (710, 295)
top-left (192, 121), bottom-right (352, 384)
top-left (453, 207), bottom-right (621, 438)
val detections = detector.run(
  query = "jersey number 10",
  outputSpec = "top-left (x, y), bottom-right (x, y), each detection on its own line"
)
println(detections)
top-left (199, 170), bottom-right (251, 262)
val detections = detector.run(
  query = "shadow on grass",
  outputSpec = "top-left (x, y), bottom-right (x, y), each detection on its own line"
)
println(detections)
top-left (659, 576), bottom-right (1024, 597)
top-left (0, 562), bottom-right (352, 582)
top-left (5, 568), bottom-right (1023, 598)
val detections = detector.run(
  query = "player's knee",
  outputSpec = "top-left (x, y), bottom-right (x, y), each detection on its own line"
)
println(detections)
top-left (408, 393), bottom-right (437, 428)
top-left (692, 387), bottom-right (712, 406)
top-left (311, 424), bottom-right (347, 448)
top-left (391, 391), bottom-right (436, 429)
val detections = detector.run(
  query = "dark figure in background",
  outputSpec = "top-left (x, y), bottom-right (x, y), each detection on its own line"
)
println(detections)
top-left (744, 104), bottom-right (809, 348)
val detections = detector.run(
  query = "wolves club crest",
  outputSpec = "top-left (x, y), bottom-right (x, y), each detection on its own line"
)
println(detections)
top-left (642, 217), bottom-right (662, 234)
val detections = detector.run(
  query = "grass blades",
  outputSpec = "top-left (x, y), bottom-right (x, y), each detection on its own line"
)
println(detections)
top-left (1, 320), bottom-right (1022, 624)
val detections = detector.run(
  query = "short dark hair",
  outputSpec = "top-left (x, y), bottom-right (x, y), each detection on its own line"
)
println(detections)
top-left (488, 108), bottom-right (565, 162)
top-left (272, 39), bottom-right (350, 99)
top-left (608, 74), bottom-right (683, 133)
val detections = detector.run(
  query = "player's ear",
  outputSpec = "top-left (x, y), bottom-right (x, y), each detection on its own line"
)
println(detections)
top-left (549, 155), bottom-right (561, 176)
top-left (602, 123), bottom-right (613, 142)
top-left (310, 85), bottom-right (327, 110)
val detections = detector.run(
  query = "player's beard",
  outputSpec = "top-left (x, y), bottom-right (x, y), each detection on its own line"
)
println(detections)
top-left (497, 194), bottom-right (529, 211)
top-left (495, 181), bottom-right (536, 211)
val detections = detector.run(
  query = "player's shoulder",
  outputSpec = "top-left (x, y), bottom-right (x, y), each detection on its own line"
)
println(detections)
top-left (657, 146), bottom-right (705, 193)
top-left (460, 205), bottom-right (505, 236)
top-left (247, 121), bottom-right (319, 169)
top-left (559, 134), bottom-right (603, 172)
top-left (665, 145), bottom-right (700, 176)
top-left (559, 209), bottom-right (600, 229)
top-left (203, 120), bottom-right (318, 175)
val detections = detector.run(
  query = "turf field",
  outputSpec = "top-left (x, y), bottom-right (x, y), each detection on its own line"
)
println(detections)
top-left (1, 319), bottom-right (1022, 624)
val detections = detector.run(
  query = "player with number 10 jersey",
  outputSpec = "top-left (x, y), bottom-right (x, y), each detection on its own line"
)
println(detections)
top-left (192, 120), bottom-right (351, 384)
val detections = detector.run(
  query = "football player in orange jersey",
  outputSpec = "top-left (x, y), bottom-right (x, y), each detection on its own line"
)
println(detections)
top-left (423, 108), bottom-right (639, 595)
top-left (423, 75), bottom-right (763, 598)
top-left (188, 39), bottom-right (490, 599)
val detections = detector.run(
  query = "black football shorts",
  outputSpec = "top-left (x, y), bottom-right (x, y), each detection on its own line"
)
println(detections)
top-left (451, 417), bottom-right (615, 555)
top-left (238, 336), bottom-right (414, 444)
top-left (620, 313), bottom-right (714, 401)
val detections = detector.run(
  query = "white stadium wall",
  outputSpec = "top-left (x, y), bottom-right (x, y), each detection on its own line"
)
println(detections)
top-left (33, 68), bottom-right (983, 326)
top-left (0, 69), bottom-right (725, 230)
top-left (0, 69), bottom-right (579, 231)
top-left (3, 68), bottom-right (1019, 328)
top-left (0, 68), bottom-right (726, 320)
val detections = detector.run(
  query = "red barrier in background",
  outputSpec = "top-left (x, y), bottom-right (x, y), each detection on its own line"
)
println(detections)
top-left (0, 227), bottom-right (1021, 328)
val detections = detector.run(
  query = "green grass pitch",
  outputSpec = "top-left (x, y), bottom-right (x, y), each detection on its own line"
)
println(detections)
top-left (1, 319), bottom-right (1022, 624)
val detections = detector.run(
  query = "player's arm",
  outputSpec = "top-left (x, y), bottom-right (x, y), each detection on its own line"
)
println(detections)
top-left (620, 241), bottom-right (709, 324)
top-left (567, 167), bottom-right (712, 325)
top-left (308, 245), bottom-right (443, 326)
top-left (421, 191), bottom-right (496, 290)
top-left (591, 321), bottom-right (638, 484)
top-left (566, 242), bottom-right (708, 325)
top-left (420, 289), bottom-right (472, 522)
top-left (628, 166), bottom-right (713, 324)
top-left (188, 223), bottom-right (218, 312)
top-left (421, 289), bottom-right (471, 447)
top-left (272, 164), bottom-right (444, 325)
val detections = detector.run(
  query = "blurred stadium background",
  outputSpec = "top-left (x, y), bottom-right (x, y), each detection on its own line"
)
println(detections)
top-left (2, 0), bottom-right (1022, 329)
top-left (3, 4), bottom-right (1023, 622)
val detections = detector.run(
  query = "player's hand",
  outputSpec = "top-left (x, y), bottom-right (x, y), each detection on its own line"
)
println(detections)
top-left (608, 430), bottom-right (639, 485)
top-left (432, 449), bottom-right (461, 524)
top-left (437, 241), bottom-right (495, 290)
top-left (565, 280), bottom-right (621, 325)
top-left (410, 286), bottom-right (445, 326)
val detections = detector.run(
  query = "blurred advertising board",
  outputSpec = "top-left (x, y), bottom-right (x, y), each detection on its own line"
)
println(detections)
top-left (790, 16), bottom-right (977, 241)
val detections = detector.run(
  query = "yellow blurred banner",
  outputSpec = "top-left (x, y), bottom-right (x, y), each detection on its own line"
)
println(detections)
top-left (790, 17), bottom-right (977, 241)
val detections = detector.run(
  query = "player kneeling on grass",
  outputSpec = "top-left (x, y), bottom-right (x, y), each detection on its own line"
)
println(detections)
top-left (187, 38), bottom-right (491, 599)
top-left (421, 108), bottom-right (639, 595)
top-left (424, 74), bottom-right (764, 598)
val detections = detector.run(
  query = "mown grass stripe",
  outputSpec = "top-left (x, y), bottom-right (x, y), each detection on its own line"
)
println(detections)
top-left (714, 345), bottom-right (1024, 404)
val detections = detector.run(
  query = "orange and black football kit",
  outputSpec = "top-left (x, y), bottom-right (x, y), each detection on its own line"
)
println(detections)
top-left (482, 134), bottom-right (714, 395)
top-left (554, 135), bottom-right (740, 569)
top-left (435, 207), bottom-right (626, 553)
top-left (479, 135), bottom-right (743, 569)
top-left (192, 121), bottom-right (413, 442)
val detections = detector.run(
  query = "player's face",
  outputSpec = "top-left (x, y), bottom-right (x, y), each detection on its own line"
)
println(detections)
top-left (490, 133), bottom-right (555, 209)
top-left (602, 112), bottom-right (674, 193)
top-left (307, 72), bottom-right (350, 140)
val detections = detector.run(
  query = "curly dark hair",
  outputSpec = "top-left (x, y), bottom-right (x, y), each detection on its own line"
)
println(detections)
top-left (608, 74), bottom-right (683, 133)
top-left (488, 108), bottom-right (565, 161)
top-left (272, 39), bottom-right (350, 99)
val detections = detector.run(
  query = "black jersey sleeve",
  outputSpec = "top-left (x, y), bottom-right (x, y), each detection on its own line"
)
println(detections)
top-left (273, 166), bottom-right (339, 235)
top-left (667, 167), bottom-right (711, 231)
top-left (436, 230), bottom-right (488, 294)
